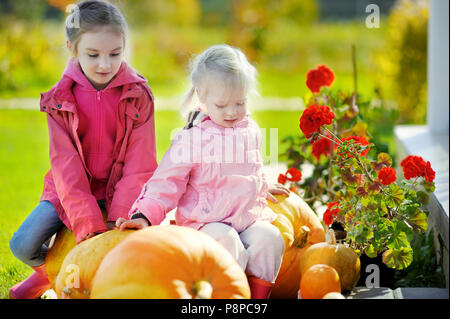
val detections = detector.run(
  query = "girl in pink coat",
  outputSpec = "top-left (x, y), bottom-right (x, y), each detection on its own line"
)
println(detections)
top-left (9, 0), bottom-right (157, 299)
top-left (117, 44), bottom-right (288, 299)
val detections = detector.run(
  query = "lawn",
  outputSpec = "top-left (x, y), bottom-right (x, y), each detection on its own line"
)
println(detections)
top-left (0, 107), bottom-right (307, 298)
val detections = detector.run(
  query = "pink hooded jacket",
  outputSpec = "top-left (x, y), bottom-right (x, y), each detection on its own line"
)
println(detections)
top-left (129, 115), bottom-right (277, 233)
top-left (39, 58), bottom-right (157, 243)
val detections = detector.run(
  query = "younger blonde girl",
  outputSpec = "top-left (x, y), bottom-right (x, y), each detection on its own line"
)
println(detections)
top-left (118, 44), bottom-right (288, 299)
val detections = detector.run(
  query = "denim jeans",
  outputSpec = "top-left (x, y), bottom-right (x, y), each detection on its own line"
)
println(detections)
top-left (9, 201), bottom-right (64, 267)
top-left (10, 199), bottom-right (106, 267)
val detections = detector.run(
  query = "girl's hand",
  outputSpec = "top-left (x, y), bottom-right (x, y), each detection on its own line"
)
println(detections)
top-left (267, 183), bottom-right (290, 203)
top-left (106, 221), bottom-right (117, 230)
top-left (115, 217), bottom-right (149, 231)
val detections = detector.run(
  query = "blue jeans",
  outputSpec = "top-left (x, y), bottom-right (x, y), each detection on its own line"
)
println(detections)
top-left (9, 201), bottom-right (64, 267)
top-left (10, 200), bottom-right (107, 267)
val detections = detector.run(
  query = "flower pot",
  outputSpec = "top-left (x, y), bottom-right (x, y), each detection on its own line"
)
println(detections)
top-left (330, 222), bottom-right (396, 289)
top-left (357, 253), bottom-right (396, 288)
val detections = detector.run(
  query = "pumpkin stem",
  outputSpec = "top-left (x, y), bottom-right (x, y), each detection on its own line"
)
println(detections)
top-left (62, 286), bottom-right (74, 299)
top-left (327, 229), bottom-right (337, 245)
top-left (294, 225), bottom-right (310, 248)
top-left (192, 280), bottom-right (213, 299)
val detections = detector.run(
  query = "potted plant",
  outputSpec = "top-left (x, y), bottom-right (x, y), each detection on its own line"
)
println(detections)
top-left (278, 63), bottom-right (436, 287)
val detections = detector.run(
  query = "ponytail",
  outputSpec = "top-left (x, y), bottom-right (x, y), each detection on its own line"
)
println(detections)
top-left (180, 86), bottom-right (196, 119)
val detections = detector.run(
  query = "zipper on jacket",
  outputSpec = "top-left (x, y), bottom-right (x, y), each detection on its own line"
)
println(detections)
top-left (96, 91), bottom-right (102, 174)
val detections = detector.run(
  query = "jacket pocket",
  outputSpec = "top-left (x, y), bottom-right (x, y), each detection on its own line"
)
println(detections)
top-left (189, 191), bottom-right (211, 221)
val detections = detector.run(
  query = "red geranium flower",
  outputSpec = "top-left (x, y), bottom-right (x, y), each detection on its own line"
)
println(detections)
top-left (285, 167), bottom-right (302, 182)
top-left (424, 161), bottom-right (436, 183)
top-left (299, 104), bottom-right (335, 136)
top-left (323, 201), bottom-right (340, 226)
top-left (323, 209), bottom-right (334, 226)
top-left (312, 137), bottom-right (331, 161)
top-left (400, 155), bottom-right (435, 182)
top-left (318, 65), bottom-right (335, 86)
top-left (278, 173), bottom-right (287, 184)
top-left (311, 133), bottom-right (339, 161)
top-left (306, 65), bottom-right (335, 93)
top-left (378, 167), bottom-right (397, 185)
top-left (337, 135), bottom-right (370, 158)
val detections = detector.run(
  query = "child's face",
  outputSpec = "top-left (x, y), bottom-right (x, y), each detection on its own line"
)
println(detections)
top-left (198, 75), bottom-right (248, 128)
top-left (69, 27), bottom-right (124, 90)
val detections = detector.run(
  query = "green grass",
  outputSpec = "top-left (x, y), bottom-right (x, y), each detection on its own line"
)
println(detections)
top-left (0, 107), bottom-right (308, 298)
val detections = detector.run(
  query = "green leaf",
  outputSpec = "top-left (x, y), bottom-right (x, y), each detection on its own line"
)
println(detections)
top-left (387, 231), bottom-right (409, 250)
top-left (382, 246), bottom-right (413, 269)
top-left (421, 180), bottom-right (436, 193)
top-left (416, 191), bottom-right (429, 204)
top-left (365, 244), bottom-right (377, 258)
top-left (408, 209), bottom-right (428, 232)
top-left (386, 185), bottom-right (405, 207)
top-left (377, 152), bottom-right (392, 166)
top-left (361, 197), bottom-right (371, 208)
top-left (370, 152), bottom-right (392, 171)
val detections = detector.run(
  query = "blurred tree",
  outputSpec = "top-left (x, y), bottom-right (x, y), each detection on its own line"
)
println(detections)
top-left (227, 0), bottom-right (318, 62)
top-left (0, 0), bottom-right (47, 21)
top-left (374, 0), bottom-right (428, 124)
top-left (45, 0), bottom-right (74, 11)
top-left (0, 19), bottom-right (66, 95)
top-left (200, 0), bottom-right (232, 26)
top-left (119, 0), bottom-right (201, 27)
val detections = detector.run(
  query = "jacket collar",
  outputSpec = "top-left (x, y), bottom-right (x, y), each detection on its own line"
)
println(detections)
top-left (63, 57), bottom-right (146, 89)
top-left (196, 113), bottom-right (251, 133)
top-left (40, 58), bottom-right (148, 112)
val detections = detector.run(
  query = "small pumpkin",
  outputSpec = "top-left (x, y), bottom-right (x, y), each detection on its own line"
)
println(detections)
top-left (45, 227), bottom-right (76, 289)
top-left (267, 193), bottom-right (326, 299)
top-left (54, 229), bottom-right (134, 299)
top-left (300, 229), bottom-right (360, 291)
top-left (322, 292), bottom-right (346, 299)
top-left (300, 264), bottom-right (341, 299)
top-left (90, 225), bottom-right (250, 299)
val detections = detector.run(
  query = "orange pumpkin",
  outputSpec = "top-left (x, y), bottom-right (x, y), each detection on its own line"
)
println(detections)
top-left (90, 225), bottom-right (250, 299)
top-left (267, 193), bottom-right (326, 299)
top-left (300, 264), bottom-right (341, 299)
top-left (300, 229), bottom-right (360, 291)
top-left (45, 227), bottom-right (76, 289)
top-left (54, 229), bottom-right (134, 299)
top-left (46, 210), bottom-right (109, 290)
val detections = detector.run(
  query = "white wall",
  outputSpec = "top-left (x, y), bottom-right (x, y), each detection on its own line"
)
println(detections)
top-left (427, 0), bottom-right (449, 134)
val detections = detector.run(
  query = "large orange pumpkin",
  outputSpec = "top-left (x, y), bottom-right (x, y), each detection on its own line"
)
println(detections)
top-left (300, 264), bottom-right (341, 299)
top-left (54, 229), bottom-right (134, 299)
top-left (300, 229), bottom-right (360, 291)
top-left (267, 193), bottom-right (326, 299)
top-left (90, 225), bottom-right (250, 299)
top-left (46, 210), bottom-right (108, 289)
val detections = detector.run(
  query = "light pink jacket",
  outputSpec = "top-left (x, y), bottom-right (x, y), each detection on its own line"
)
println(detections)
top-left (129, 115), bottom-right (276, 232)
top-left (40, 58), bottom-right (157, 243)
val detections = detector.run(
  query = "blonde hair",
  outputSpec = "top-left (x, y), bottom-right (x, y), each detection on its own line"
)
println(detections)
top-left (181, 44), bottom-right (258, 118)
top-left (65, 0), bottom-right (128, 56)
